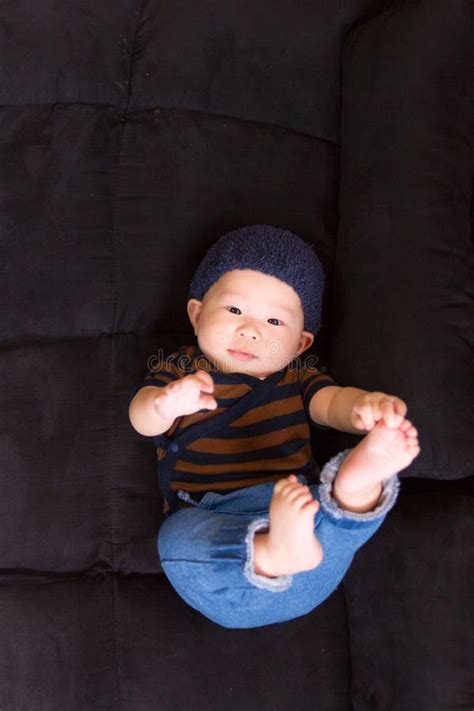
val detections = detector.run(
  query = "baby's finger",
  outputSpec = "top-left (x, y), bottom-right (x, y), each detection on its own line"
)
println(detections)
top-left (200, 394), bottom-right (218, 411)
top-left (194, 369), bottom-right (215, 392)
top-left (352, 413), bottom-right (367, 430)
top-left (381, 397), bottom-right (405, 427)
top-left (394, 397), bottom-right (408, 419)
top-left (356, 404), bottom-right (375, 429)
top-left (380, 399), bottom-right (400, 428)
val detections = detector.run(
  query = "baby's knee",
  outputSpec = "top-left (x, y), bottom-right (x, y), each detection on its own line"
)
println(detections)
top-left (158, 507), bottom-right (221, 561)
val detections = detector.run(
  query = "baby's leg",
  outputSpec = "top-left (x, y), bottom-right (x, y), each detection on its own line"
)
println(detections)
top-left (157, 458), bottom-right (403, 628)
top-left (253, 417), bottom-right (420, 578)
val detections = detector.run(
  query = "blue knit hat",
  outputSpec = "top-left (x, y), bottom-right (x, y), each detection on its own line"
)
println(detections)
top-left (188, 225), bottom-right (325, 334)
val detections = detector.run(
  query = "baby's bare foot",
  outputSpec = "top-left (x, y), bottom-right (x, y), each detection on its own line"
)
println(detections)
top-left (335, 418), bottom-right (421, 499)
top-left (253, 476), bottom-right (323, 577)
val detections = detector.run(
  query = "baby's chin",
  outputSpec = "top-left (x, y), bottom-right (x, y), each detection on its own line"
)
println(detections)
top-left (221, 363), bottom-right (275, 379)
top-left (204, 349), bottom-right (291, 378)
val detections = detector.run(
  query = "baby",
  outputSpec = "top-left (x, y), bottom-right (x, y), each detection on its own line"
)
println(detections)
top-left (129, 224), bottom-right (420, 628)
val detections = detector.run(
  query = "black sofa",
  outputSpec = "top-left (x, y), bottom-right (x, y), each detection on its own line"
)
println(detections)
top-left (1, 1), bottom-right (472, 709)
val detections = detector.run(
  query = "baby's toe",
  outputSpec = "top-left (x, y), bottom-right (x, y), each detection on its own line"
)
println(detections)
top-left (287, 485), bottom-right (310, 503)
top-left (274, 476), bottom-right (295, 493)
top-left (303, 499), bottom-right (320, 516)
top-left (388, 414), bottom-right (404, 428)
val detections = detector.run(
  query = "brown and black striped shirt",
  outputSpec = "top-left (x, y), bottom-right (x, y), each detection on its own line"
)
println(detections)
top-left (130, 345), bottom-right (339, 513)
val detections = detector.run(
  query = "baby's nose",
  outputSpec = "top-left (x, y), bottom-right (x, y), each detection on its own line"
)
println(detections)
top-left (239, 324), bottom-right (259, 340)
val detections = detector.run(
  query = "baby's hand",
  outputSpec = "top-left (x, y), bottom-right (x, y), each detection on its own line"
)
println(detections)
top-left (153, 370), bottom-right (217, 421)
top-left (351, 391), bottom-right (407, 431)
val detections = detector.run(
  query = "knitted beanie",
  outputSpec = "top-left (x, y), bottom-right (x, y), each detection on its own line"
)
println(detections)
top-left (188, 224), bottom-right (325, 334)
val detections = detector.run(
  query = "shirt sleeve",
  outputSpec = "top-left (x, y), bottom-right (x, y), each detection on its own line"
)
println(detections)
top-left (299, 365), bottom-right (340, 431)
top-left (128, 350), bottom-right (185, 405)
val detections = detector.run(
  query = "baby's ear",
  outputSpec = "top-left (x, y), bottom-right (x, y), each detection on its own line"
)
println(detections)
top-left (187, 299), bottom-right (202, 333)
top-left (296, 330), bottom-right (314, 356)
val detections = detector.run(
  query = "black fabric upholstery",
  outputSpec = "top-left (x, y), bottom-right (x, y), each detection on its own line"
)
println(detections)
top-left (1, 1), bottom-right (472, 709)
top-left (325, 0), bottom-right (474, 481)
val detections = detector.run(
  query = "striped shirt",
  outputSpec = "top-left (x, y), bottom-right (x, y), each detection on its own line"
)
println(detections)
top-left (131, 345), bottom-right (339, 513)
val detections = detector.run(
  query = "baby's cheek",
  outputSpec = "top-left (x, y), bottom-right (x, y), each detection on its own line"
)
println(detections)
top-left (265, 338), bottom-right (282, 357)
top-left (264, 341), bottom-right (294, 369)
top-left (214, 328), bottom-right (228, 345)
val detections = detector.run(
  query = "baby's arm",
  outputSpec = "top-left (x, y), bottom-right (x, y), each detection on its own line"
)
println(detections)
top-left (129, 386), bottom-right (176, 437)
top-left (309, 386), bottom-right (370, 434)
top-left (129, 370), bottom-right (217, 437)
top-left (309, 386), bottom-right (407, 434)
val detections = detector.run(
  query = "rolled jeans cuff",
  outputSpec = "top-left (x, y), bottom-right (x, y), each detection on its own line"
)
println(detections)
top-left (243, 518), bottom-right (293, 592)
top-left (319, 448), bottom-right (401, 521)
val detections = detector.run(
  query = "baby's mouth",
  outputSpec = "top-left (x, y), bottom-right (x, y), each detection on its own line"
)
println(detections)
top-left (227, 348), bottom-right (257, 361)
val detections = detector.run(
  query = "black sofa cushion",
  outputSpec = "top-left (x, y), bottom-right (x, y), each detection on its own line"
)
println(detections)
top-left (345, 480), bottom-right (474, 709)
top-left (326, 4), bottom-right (474, 709)
top-left (325, 0), bottom-right (473, 481)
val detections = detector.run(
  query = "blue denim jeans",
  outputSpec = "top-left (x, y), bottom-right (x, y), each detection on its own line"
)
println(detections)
top-left (157, 449), bottom-right (400, 629)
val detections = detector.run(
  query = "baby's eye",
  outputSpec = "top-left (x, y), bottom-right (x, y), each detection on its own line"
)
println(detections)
top-left (268, 318), bottom-right (283, 326)
top-left (227, 306), bottom-right (242, 315)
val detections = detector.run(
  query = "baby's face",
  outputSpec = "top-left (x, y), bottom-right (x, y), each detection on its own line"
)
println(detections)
top-left (187, 269), bottom-right (314, 378)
